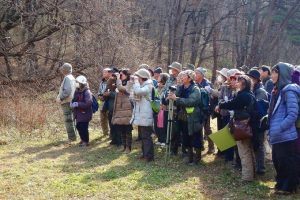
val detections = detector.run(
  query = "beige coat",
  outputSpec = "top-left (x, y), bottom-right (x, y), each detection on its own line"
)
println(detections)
top-left (111, 80), bottom-right (132, 125)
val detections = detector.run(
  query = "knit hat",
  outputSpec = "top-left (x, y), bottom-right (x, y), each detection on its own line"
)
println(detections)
top-left (153, 67), bottom-right (163, 74)
top-left (259, 65), bottom-right (271, 75)
top-left (246, 69), bottom-right (261, 81)
top-left (185, 70), bottom-right (196, 81)
top-left (168, 62), bottom-right (182, 72)
top-left (139, 64), bottom-right (150, 70)
top-left (216, 68), bottom-right (229, 78)
top-left (134, 68), bottom-right (151, 79)
top-left (60, 63), bottom-right (72, 73)
top-left (195, 67), bottom-right (207, 76)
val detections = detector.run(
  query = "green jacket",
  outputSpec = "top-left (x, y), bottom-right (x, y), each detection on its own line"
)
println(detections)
top-left (175, 83), bottom-right (203, 135)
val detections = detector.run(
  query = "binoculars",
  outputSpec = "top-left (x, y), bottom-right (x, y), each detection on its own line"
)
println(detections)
top-left (169, 85), bottom-right (177, 92)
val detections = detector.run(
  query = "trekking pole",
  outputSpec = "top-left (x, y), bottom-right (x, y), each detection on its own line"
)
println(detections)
top-left (165, 99), bottom-right (174, 162)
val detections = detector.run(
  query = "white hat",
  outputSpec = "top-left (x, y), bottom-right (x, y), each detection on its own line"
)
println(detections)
top-left (217, 68), bottom-right (229, 78)
top-left (76, 75), bottom-right (87, 85)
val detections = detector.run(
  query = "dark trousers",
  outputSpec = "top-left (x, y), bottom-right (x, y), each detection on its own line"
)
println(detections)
top-left (139, 126), bottom-right (154, 159)
top-left (255, 130), bottom-right (266, 173)
top-left (273, 140), bottom-right (299, 192)
top-left (204, 117), bottom-right (214, 150)
top-left (109, 113), bottom-right (121, 146)
top-left (76, 122), bottom-right (89, 143)
top-left (180, 120), bottom-right (203, 149)
top-left (116, 125), bottom-right (132, 148)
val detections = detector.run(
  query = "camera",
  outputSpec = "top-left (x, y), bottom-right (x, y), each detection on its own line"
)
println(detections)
top-left (169, 85), bottom-right (177, 92)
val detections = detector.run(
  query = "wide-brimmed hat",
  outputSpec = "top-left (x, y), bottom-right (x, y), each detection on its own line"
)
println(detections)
top-left (246, 69), bottom-right (261, 81)
top-left (216, 68), bottom-right (229, 78)
top-left (134, 68), bottom-right (151, 79)
top-left (138, 64), bottom-right (150, 70)
top-left (184, 63), bottom-right (195, 71)
top-left (195, 67), bottom-right (207, 76)
top-left (168, 62), bottom-right (182, 72)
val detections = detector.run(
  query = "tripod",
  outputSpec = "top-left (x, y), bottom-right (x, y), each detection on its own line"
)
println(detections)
top-left (165, 99), bottom-right (174, 162)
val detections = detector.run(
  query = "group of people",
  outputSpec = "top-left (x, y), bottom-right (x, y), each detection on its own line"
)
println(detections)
top-left (56, 61), bottom-right (300, 195)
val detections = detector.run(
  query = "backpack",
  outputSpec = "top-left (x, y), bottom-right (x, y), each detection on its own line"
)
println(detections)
top-left (91, 95), bottom-right (99, 113)
top-left (145, 86), bottom-right (160, 113)
top-left (253, 88), bottom-right (269, 119)
top-left (83, 90), bottom-right (99, 114)
top-left (199, 88), bottom-right (210, 121)
top-left (256, 99), bottom-right (269, 119)
top-left (150, 87), bottom-right (160, 113)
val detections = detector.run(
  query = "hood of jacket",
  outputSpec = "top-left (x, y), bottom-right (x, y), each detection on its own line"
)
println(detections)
top-left (282, 83), bottom-right (300, 96)
top-left (275, 62), bottom-right (294, 90)
top-left (141, 79), bottom-right (154, 87)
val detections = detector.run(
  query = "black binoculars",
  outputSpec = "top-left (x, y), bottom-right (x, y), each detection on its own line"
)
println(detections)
top-left (169, 85), bottom-right (177, 92)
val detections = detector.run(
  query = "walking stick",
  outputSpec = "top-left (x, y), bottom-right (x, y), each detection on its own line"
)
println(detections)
top-left (165, 99), bottom-right (174, 162)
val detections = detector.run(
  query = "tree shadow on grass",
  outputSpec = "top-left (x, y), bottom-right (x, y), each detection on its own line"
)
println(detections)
top-left (0, 140), bottom-right (66, 160)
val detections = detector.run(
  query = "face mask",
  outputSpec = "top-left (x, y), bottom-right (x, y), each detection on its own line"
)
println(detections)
top-left (75, 83), bottom-right (80, 88)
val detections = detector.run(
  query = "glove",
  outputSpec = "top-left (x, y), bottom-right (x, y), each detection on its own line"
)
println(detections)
top-left (204, 86), bottom-right (212, 93)
top-left (70, 102), bottom-right (78, 108)
top-left (229, 111), bottom-right (234, 118)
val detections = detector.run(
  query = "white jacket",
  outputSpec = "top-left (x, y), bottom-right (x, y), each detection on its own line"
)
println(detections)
top-left (130, 79), bottom-right (154, 126)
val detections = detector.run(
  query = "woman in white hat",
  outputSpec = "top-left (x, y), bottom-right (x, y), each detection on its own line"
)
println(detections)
top-left (130, 68), bottom-right (155, 162)
top-left (70, 75), bottom-right (93, 147)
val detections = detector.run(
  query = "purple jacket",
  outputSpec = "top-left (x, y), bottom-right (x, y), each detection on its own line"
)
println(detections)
top-left (73, 88), bottom-right (93, 122)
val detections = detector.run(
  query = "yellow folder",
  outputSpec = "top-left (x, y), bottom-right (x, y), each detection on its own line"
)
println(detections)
top-left (209, 125), bottom-right (236, 151)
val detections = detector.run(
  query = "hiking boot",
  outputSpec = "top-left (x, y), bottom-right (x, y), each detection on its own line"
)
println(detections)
top-left (120, 146), bottom-right (126, 152)
top-left (194, 148), bottom-right (202, 165)
top-left (186, 147), bottom-right (193, 165)
top-left (125, 147), bottom-right (131, 154)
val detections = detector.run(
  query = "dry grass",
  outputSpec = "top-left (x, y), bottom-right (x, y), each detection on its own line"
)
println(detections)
top-left (1, 128), bottom-right (300, 200)
top-left (0, 96), bottom-right (300, 199)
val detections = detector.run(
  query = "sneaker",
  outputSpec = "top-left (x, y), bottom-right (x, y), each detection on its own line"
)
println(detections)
top-left (79, 142), bottom-right (89, 147)
top-left (155, 142), bottom-right (161, 145)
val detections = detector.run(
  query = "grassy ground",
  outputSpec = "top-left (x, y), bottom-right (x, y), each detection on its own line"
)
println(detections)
top-left (1, 126), bottom-right (300, 200)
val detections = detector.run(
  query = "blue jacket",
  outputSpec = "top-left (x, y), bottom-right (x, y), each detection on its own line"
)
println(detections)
top-left (269, 84), bottom-right (300, 144)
